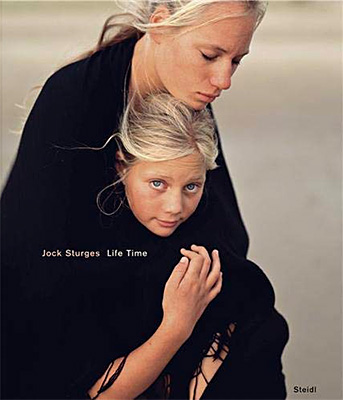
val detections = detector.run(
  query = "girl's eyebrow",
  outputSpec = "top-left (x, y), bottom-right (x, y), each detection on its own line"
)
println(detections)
top-left (188, 176), bottom-right (206, 182)
top-left (142, 173), bottom-right (205, 183)
top-left (142, 173), bottom-right (171, 180)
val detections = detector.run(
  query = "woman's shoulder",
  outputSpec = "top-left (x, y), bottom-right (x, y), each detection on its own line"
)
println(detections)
top-left (43, 36), bottom-right (137, 98)
top-left (240, 307), bottom-right (289, 359)
top-left (42, 53), bottom-right (109, 100)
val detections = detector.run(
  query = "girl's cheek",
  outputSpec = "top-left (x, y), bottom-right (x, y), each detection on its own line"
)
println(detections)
top-left (184, 197), bottom-right (201, 217)
top-left (128, 186), bottom-right (150, 208)
top-left (136, 184), bottom-right (153, 198)
top-left (140, 191), bottom-right (160, 210)
top-left (194, 192), bottom-right (204, 208)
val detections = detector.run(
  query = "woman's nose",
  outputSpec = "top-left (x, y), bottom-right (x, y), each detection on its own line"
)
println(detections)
top-left (210, 64), bottom-right (232, 91)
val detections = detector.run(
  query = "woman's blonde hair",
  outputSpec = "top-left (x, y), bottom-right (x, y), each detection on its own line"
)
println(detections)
top-left (97, 93), bottom-right (218, 215)
top-left (82, 0), bottom-right (267, 58)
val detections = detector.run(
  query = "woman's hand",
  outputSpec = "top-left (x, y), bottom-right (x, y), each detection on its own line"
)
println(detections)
top-left (161, 244), bottom-right (222, 341)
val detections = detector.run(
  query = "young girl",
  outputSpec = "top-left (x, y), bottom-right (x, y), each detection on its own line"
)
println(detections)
top-left (86, 93), bottom-right (223, 399)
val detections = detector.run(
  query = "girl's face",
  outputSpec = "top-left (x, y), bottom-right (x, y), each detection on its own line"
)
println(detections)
top-left (153, 2), bottom-right (257, 110)
top-left (123, 153), bottom-right (206, 237)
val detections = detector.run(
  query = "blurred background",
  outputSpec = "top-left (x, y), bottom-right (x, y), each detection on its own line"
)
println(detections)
top-left (1, 1), bottom-right (342, 399)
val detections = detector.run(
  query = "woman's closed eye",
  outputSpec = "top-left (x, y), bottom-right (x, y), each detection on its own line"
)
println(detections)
top-left (201, 52), bottom-right (242, 67)
top-left (201, 52), bottom-right (218, 62)
top-left (232, 58), bottom-right (242, 66)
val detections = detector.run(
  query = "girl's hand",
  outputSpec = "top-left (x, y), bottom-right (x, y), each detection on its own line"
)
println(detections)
top-left (161, 245), bottom-right (222, 341)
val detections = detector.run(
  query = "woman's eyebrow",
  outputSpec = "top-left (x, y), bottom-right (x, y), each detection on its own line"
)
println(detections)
top-left (205, 45), bottom-right (250, 57)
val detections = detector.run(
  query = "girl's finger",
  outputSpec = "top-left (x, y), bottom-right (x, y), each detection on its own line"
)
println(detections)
top-left (208, 271), bottom-right (223, 302)
top-left (180, 248), bottom-right (204, 277)
top-left (190, 245), bottom-right (211, 280)
top-left (206, 249), bottom-right (221, 289)
top-left (167, 257), bottom-right (189, 289)
top-left (179, 248), bottom-right (199, 260)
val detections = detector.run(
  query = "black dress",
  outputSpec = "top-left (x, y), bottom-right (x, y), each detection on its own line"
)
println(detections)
top-left (1, 36), bottom-right (288, 399)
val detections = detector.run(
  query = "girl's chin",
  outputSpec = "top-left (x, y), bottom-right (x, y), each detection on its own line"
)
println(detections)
top-left (151, 226), bottom-right (178, 238)
top-left (145, 221), bottom-right (180, 238)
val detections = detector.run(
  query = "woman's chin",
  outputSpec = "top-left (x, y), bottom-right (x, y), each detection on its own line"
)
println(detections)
top-left (193, 103), bottom-right (208, 111)
top-left (172, 92), bottom-right (208, 111)
top-left (190, 98), bottom-right (211, 111)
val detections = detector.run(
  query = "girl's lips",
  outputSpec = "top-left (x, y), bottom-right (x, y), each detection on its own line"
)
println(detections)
top-left (156, 219), bottom-right (179, 228)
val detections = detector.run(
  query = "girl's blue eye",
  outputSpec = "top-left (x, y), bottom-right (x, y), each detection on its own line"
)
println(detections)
top-left (151, 180), bottom-right (163, 188)
top-left (186, 183), bottom-right (197, 192)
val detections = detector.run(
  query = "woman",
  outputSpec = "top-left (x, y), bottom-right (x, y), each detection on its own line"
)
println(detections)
top-left (1, 1), bottom-right (288, 399)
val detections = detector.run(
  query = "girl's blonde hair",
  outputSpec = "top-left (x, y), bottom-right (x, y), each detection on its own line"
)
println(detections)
top-left (98, 93), bottom-right (218, 215)
top-left (118, 93), bottom-right (218, 168)
top-left (83, 0), bottom-right (267, 58)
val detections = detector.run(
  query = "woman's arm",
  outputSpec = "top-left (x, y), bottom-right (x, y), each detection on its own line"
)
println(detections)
top-left (89, 246), bottom-right (223, 400)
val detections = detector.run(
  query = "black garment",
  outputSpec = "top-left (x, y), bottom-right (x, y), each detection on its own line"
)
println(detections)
top-left (1, 36), bottom-right (288, 399)
top-left (200, 308), bottom-right (289, 400)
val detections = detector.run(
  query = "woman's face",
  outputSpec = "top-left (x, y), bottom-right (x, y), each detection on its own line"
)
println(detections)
top-left (123, 153), bottom-right (206, 237)
top-left (153, 3), bottom-right (257, 110)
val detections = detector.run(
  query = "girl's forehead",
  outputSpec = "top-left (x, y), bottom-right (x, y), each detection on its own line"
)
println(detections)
top-left (133, 154), bottom-right (207, 180)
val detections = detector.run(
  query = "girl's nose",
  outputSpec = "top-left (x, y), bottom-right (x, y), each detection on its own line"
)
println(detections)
top-left (163, 191), bottom-right (183, 215)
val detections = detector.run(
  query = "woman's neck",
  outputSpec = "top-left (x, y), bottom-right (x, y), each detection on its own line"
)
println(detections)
top-left (130, 34), bottom-right (165, 100)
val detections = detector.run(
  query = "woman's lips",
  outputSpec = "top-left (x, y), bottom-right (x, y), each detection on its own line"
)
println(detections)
top-left (156, 219), bottom-right (179, 228)
top-left (197, 92), bottom-right (218, 103)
